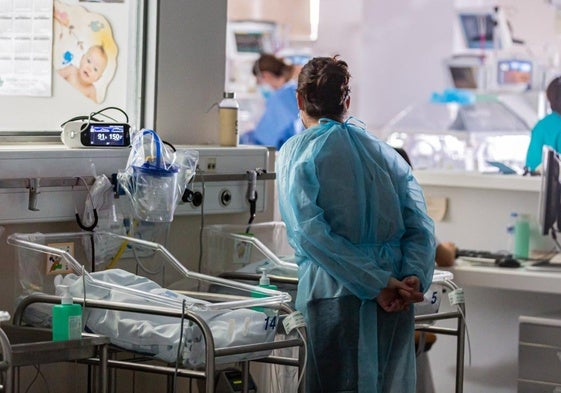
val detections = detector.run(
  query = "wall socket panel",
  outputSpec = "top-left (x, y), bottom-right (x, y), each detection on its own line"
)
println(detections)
top-left (0, 145), bottom-right (271, 223)
top-left (175, 145), bottom-right (270, 215)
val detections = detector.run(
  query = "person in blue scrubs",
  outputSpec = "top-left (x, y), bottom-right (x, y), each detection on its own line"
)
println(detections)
top-left (525, 76), bottom-right (561, 171)
top-left (239, 54), bottom-right (302, 150)
top-left (277, 56), bottom-right (436, 393)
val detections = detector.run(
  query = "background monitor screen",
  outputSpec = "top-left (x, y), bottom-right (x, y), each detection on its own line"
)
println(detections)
top-left (497, 59), bottom-right (532, 88)
top-left (449, 66), bottom-right (479, 89)
top-left (539, 147), bottom-right (561, 236)
top-left (459, 13), bottom-right (496, 49)
top-left (234, 32), bottom-right (265, 53)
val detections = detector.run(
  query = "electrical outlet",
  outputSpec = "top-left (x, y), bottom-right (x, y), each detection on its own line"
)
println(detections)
top-left (46, 242), bottom-right (75, 275)
top-left (206, 157), bottom-right (217, 171)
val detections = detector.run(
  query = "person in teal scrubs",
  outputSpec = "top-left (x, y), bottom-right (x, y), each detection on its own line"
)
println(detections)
top-left (277, 56), bottom-right (435, 393)
top-left (525, 76), bottom-right (561, 171)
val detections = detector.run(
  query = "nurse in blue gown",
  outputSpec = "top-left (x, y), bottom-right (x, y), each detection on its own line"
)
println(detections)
top-left (276, 56), bottom-right (436, 393)
top-left (240, 54), bottom-right (302, 150)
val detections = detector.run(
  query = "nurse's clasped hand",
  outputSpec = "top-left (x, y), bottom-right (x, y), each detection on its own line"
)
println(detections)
top-left (375, 276), bottom-right (424, 313)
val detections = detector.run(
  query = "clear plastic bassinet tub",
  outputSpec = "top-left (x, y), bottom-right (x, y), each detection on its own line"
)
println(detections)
top-left (202, 221), bottom-right (454, 316)
top-left (8, 231), bottom-right (292, 367)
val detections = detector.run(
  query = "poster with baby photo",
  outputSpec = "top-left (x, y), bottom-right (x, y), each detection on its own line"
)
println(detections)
top-left (53, 0), bottom-right (118, 103)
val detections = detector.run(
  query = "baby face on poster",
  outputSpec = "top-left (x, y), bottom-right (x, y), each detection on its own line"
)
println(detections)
top-left (53, 0), bottom-right (118, 104)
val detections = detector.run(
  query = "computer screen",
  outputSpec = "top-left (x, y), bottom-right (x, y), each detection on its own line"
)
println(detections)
top-left (449, 65), bottom-right (479, 89)
top-left (226, 21), bottom-right (277, 58)
top-left (459, 13), bottom-right (496, 49)
top-left (234, 32), bottom-right (266, 53)
top-left (539, 147), bottom-right (561, 236)
top-left (497, 59), bottom-right (532, 89)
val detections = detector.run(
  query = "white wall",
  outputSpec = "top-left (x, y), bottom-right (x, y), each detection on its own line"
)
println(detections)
top-left (359, 1), bottom-right (455, 131)
top-left (311, 0), bottom-right (454, 132)
top-left (311, 0), bottom-right (365, 113)
top-left (311, 0), bottom-right (561, 133)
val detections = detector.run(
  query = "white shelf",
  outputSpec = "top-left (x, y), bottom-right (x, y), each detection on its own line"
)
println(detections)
top-left (450, 260), bottom-right (561, 295)
top-left (414, 170), bottom-right (542, 192)
top-left (0, 145), bottom-right (271, 223)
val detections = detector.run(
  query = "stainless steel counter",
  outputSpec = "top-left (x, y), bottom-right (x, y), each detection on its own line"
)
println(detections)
top-left (0, 324), bottom-right (109, 393)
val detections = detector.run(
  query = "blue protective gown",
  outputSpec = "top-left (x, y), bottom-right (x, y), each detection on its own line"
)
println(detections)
top-left (244, 80), bottom-right (301, 150)
top-left (276, 118), bottom-right (435, 393)
top-left (525, 112), bottom-right (561, 171)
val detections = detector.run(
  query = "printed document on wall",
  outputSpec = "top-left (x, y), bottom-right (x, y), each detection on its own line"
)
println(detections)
top-left (0, 0), bottom-right (53, 97)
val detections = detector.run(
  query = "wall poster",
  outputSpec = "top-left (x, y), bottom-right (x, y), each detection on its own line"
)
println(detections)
top-left (0, 0), bottom-right (53, 97)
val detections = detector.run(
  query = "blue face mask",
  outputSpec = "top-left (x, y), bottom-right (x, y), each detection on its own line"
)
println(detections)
top-left (258, 84), bottom-right (274, 100)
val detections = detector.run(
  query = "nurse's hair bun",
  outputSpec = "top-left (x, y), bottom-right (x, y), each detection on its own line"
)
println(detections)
top-left (297, 55), bottom-right (351, 121)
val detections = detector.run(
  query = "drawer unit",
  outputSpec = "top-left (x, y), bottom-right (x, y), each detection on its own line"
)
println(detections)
top-left (520, 322), bottom-right (561, 346)
top-left (519, 343), bottom-right (561, 383)
top-left (518, 380), bottom-right (561, 393)
top-left (519, 313), bottom-right (561, 392)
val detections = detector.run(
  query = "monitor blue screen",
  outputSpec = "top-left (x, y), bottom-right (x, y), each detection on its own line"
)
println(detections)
top-left (497, 59), bottom-right (532, 88)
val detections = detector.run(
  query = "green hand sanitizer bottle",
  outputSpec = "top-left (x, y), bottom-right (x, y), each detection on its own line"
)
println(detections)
top-left (52, 285), bottom-right (82, 341)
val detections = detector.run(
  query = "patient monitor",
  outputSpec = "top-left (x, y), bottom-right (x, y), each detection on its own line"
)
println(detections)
top-left (497, 59), bottom-right (533, 90)
top-left (445, 55), bottom-right (537, 93)
top-left (225, 20), bottom-right (278, 94)
top-left (61, 121), bottom-right (131, 148)
top-left (449, 5), bottom-right (544, 93)
top-left (453, 6), bottom-right (513, 54)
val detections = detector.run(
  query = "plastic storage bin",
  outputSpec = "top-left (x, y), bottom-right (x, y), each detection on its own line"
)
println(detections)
top-left (202, 222), bottom-right (297, 278)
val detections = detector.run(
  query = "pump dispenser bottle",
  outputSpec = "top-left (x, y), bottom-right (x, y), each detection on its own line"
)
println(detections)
top-left (258, 270), bottom-right (277, 290)
top-left (251, 269), bottom-right (278, 312)
top-left (218, 92), bottom-right (239, 147)
top-left (52, 285), bottom-right (82, 341)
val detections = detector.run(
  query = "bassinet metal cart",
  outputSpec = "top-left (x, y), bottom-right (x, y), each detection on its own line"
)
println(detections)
top-left (6, 231), bottom-right (307, 393)
top-left (202, 222), bottom-right (467, 393)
